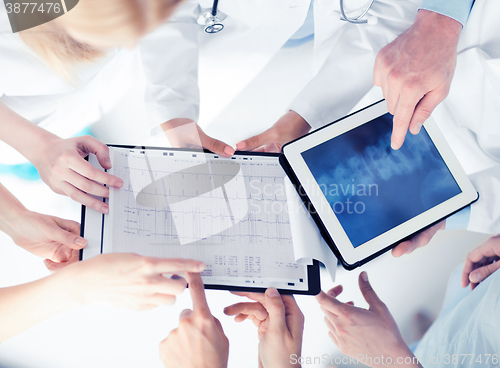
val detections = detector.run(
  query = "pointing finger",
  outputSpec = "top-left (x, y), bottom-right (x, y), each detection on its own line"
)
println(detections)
top-left (187, 272), bottom-right (211, 316)
top-left (150, 258), bottom-right (205, 274)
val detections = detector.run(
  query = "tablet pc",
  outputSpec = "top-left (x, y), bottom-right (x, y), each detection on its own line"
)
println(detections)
top-left (81, 145), bottom-right (320, 295)
top-left (280, 100), bottom-right (478, 270)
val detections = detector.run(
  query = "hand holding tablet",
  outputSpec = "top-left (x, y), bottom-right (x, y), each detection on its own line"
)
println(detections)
top-left (280, 100), bottom-right (478, 269)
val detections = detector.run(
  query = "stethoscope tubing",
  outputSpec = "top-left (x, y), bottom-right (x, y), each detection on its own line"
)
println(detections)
top-left (340, 0), bottom-right (376, 24)
top-left (203, 0), bottom-right (376, 33)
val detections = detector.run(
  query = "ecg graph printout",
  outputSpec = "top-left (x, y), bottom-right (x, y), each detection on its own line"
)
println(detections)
top-left (104, 147), bottom-right (308, 290)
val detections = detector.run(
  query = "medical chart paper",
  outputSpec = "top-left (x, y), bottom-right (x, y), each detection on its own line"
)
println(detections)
top-left (104, 146), bottom-right (309, 291)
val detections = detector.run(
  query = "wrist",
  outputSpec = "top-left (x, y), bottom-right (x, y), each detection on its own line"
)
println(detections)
top-left (379, 345), bottom-right (422, 368)
top-left (415, 9), bottom-right (462, 43)
top-left (0, 186), bottom-right (29, 239)
top-left (25, 132), bottom-right (60, 168)
top-left (55, 262), bottom-right (88, 308)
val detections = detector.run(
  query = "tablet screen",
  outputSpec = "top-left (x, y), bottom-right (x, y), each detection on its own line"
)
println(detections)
top-left (301, 113), bottom-right (462, 248)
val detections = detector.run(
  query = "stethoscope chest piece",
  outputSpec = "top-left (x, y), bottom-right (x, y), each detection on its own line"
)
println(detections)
top-left (197, 9), bottom-right (227, 34)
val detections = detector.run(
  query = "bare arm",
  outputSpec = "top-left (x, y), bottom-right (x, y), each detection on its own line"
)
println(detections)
top-left (0, 271), bottom-right (79, 343)
top-left (0, 254), bottom-right (204, 343)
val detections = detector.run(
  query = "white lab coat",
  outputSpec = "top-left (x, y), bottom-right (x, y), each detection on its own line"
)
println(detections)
top-left (413, 265), bottom-right (500, 367)
top-left (429, 0), bottom-right (500, 235)
top-left (141, 0), bottom-right (421, 135)
top-left (0, 0), bottom-right (420, 164)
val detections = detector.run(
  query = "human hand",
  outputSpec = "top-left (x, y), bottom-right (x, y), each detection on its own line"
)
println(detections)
top-left (317, 272), bottom-right (421, 368)
top-left (59, 254), bottom-right (205, 310)
top-left (5, 209), bottom-right (85, 271)
top-left (159, 272), bottom-right (229, 368)
top-left (236, 111), bottom-right (310, 153)
top-left (161, 118), bottom-right (235, 157)
top-left (462, 235), bottom-right (500, 290)
top-left (391, 220), bottom-right (445, 258)
top-left (32, 135), bottom-right (123, 214)
top-left (224, 288), bottom-right (304, 368)
top-left (374, 10), bottom-right (462, 150)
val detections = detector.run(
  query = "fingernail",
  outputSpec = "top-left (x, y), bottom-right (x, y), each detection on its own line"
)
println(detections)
top-left (470, 271), bottom-right (479, 283)
top-left (236, 142), bottom-right (246, 150)
top-left (171, 274), bottom-right (182, 280)
top-left (75, 238), bottom-right (87, 246)
top-left (102, 205), bottom-right (109, 214)
top-left (115, 180), bottom-right (123, 188)
top-left (361, 271), bottom-right (368, 282)
top-left (267, 287), bottom-right (280, 297)
top-left (197, 263), bottom-right (206, 272)
top-left (104, 159), bottom-right (111, 167)
top-left (391, 141), bottom-right (397, 150)
top-left (224, 146), bottom-right (235, 156)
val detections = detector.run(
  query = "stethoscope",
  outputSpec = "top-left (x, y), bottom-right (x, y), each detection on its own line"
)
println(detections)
top-left (197, 0), bottom-right (376, 34)
top-left (197, 0), bottom-right (227, 34)
top-left (340, 0), bottom-right (377, 24)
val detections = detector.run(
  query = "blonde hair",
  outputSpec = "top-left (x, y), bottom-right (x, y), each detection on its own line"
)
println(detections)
top-left (20, 0), bottom-right (180, 81)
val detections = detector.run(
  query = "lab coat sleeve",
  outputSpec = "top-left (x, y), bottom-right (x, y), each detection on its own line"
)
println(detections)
top-left (419, 0), bottom-right (475, 27)
top-left (466, 166), bottom-right (500, 235)
top-left (139, 0), bottom-right (201, 136)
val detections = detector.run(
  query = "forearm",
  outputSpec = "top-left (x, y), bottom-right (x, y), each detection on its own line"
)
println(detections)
top-left (0, 183), bottom-right (28, 237)
top-left (0, 101), bottom-right (58, 164)
top-left (0, 272), bottom-right (80, 342)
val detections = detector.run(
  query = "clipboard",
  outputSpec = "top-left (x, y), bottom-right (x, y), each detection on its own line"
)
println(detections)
top-left (81, 145), bottom-right (320, 295)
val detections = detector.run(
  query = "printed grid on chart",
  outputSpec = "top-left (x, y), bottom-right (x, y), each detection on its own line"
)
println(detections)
top-left (106, 147), bottom-right (306, 283)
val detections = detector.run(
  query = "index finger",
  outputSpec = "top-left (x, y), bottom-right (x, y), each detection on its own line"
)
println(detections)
top-left (315, 291), bottom-right (351, 316)
top-left (150, 258), bottom-right (205, 274)
top-left (187, 272), bottom-right (211, 315)
top-left (70, 157), bottom-right (123, 188)
top-left (391, 92), bottom-right (422, 150)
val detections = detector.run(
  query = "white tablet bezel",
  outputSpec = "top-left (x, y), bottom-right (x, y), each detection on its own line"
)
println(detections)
top-left (282, 100), bottom-right (478, 266)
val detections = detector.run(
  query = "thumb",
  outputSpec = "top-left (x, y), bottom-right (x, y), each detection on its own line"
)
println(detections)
top-left (236, 129), bottom-right (274, 151)
top-left (79, 136), bottom-right (111, 170)
top-left (408, 89), bottom-right (445, 135)
top-left (469, 262), bottom-right (500, 284)
top-left (358, 272), bottom-right (384, 309)
top-left (44, 259), bottom-right (68, 273)
top-left (199, 131), bottom-right (235, 157)
top-left (50, 219), bottom-right (87, 249)
top-left (264, 288), bottom-right (286, 333)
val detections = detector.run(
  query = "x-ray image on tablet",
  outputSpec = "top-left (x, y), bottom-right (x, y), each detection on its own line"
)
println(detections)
top-left (301, 113), bottom-right (462, 248)
top-left (280, 100), bottom-right (478, 270)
